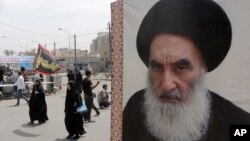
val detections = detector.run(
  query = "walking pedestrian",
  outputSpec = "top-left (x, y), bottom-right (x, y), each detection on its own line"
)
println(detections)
top-left (65, 81), bottom-right (86, 139)
top-left (15, 71), bottom-right (29, 106)
top-left (28, 76), bottom-right (49, 124)
top-left (82, 70), bottom-right (100, 122)
top-left (75, 69), bottom-right (83, 94)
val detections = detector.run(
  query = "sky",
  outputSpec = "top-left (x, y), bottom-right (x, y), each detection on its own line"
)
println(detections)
top-left (0, 0), bottom-right (116, 56)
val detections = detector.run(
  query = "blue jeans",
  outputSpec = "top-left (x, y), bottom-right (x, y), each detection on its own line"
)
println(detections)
top-left (84, 96), bottom-right (93, 121)
top-left (16, 89), bottom-right (29, 104)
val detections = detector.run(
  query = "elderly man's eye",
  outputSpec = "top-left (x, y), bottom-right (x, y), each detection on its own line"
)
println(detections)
top-left (176, 65), bottom-right (188, 73)
top-left (152, 65), bottom-right (162, 71)
top-left (173, 59), bottom-right (192, 73)
top-left (149, 61), bottom-right (163, 72)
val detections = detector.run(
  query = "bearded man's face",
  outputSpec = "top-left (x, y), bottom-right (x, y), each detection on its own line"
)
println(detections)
top-left (144, 33), bottom-right (211, 141)
top-left (148, 33), bottom-right (205, 104)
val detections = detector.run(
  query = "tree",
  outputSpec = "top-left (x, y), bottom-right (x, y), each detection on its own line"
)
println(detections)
top-left (3, 50), bottom-right (10, 56)
top-left (10, 50), bottom-right (15, 56)
top-left (3, 49), bottom-right (16, 56)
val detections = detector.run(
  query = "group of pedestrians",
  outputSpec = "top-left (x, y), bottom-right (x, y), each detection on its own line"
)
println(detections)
top-left (12, 68), bottom-right (110, 140)
top-left (65, 69), bottom-right (87, 139)
top-left (13, 71), bottom-right (49, 125)
top-left (65, 69), bottom-right (111, 139)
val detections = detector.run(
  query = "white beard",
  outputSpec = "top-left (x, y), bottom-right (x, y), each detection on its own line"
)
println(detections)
top-left (144, 72), bottom-right (211, 141)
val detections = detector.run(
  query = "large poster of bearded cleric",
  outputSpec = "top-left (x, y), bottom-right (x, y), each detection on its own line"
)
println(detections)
top-left (122, 0), bottom-right (250, 140)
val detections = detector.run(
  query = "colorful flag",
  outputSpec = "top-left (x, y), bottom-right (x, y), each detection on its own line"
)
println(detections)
top-left (34, 44), bottom-right (62, 75)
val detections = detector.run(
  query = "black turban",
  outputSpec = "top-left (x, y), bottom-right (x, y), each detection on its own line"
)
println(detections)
top-left (137, 0), bottom-right (232, 72)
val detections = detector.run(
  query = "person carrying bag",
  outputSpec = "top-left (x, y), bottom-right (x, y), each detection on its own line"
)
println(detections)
top-left (64, 81), bottom-right (86, 139)
top-left (76, 99), bottom-right (88, 114)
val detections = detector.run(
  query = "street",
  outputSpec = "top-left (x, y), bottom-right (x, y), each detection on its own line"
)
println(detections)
top-left (0, 76), bottom-right (111, 141)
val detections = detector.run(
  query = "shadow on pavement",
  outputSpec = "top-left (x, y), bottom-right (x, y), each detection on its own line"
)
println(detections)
top-left (7, 105), bottom-right (18, 107)
top-left (7, 104), bottom-right (29, 107)
top-left (21, 123), bottom-right (40, 128)
top-left (55, 136), bottom-right (85, 141)
top-left (12, 129), bottom-right (40, 137)
top-left (55, 138), bottom-right (70, 141)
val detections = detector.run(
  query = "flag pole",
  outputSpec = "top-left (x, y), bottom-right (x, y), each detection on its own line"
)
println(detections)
top-left (33, 44), bottom-right (40, 81)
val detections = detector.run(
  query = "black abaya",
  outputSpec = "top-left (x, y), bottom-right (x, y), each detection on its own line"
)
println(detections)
top-left (29, 82), bottom-right (49, 124)
top-left (65, 82), bottom-right (85, 136)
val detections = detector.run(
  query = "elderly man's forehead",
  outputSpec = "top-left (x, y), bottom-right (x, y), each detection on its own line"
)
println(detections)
top-left (150, 34), bottom-right (202, 57)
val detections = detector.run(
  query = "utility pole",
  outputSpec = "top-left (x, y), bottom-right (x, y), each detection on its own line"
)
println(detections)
top-left (74, 33), bottom-right (77, 64)
top-left (73, 33), bottom-right (77, 81)
top-left (54, 42), bottom-right (56, 55)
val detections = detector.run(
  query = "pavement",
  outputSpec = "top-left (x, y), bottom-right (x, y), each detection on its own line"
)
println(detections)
top-left (0, 76), bottom-right (111, 141)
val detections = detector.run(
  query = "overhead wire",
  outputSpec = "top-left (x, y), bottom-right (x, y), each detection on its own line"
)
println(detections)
top-left (0, 21), bottom-right (65, 37)
top-left (0, 21), bottom-right (105, 37)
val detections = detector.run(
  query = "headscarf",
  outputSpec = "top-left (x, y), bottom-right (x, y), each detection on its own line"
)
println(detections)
top-left (67, 81), bottom-right (76, 93)
top-left (137, 0), bottom-right (232, 72)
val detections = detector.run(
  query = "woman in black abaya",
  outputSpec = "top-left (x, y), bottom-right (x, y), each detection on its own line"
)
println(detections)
top-left (64, 81), bottom-right (86, 139)
top-left (28, 76), bottom-right (49, 124)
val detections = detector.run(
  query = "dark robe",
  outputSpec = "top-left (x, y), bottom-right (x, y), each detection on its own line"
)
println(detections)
top-left (67, 71), bottom-right (74, 82)
top-left (123, 89), bottom-right (250, 141)
top-left (75, 71), bottom-right (82, 94)
top-left (29, 83), bottom-right (49, 123)
top-left (65, 82), bottom-right (85, 135)
top-left (0, 69), bottom-right (3, 92)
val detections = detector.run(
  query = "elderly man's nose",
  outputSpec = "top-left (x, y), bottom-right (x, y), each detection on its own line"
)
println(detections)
top-left (161, 72), bottom-right (177, 92)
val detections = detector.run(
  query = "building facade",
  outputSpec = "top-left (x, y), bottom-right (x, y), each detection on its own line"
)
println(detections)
top-left (54, 32), bottom-right (111, 74)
